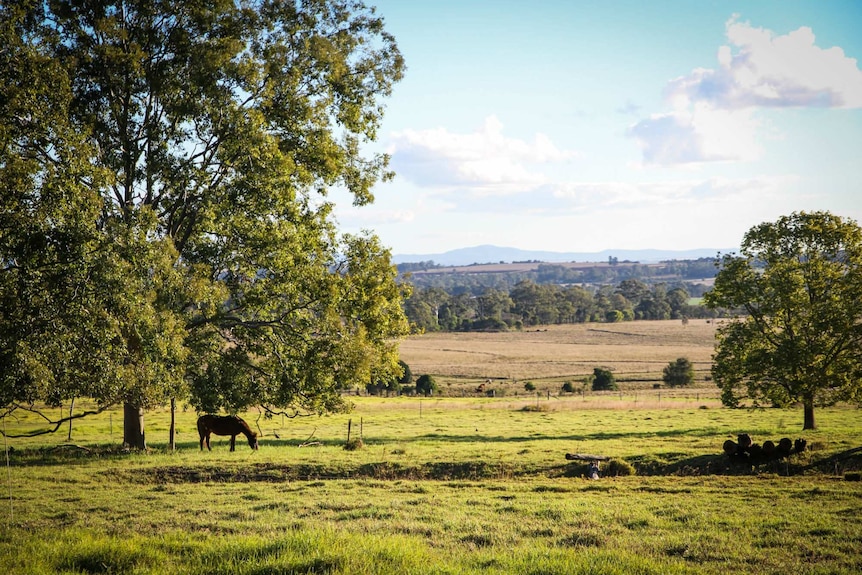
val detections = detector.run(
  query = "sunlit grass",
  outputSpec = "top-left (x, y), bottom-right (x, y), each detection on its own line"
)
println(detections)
top-left (2, 397), bottom-right (861, 574)
top-left (2, 320), bottom-right (861, 573)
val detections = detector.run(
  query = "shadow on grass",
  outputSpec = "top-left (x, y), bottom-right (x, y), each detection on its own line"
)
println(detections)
top-left (10, 440), bottom-right (862, 481)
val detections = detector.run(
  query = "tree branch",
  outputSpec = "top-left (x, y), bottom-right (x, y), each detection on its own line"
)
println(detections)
top-left (0, 403), bottom-right (116, 438)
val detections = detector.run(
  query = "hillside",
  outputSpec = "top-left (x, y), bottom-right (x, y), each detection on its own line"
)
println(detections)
top-left (392, 245), bottom-right (735, 267)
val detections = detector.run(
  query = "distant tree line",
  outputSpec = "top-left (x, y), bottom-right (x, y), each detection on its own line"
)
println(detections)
top-left (398, 258), bottom-right (719, 296)
top-left (402, 278), bottom-right (725, 332)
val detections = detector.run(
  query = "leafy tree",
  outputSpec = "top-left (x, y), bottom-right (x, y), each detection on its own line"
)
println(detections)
top-left (416, 374), bottom-right (438, 397)
top-left (591, 368), bottom-right (617, 391)
top-left (666, 287), bottom-right (690, 318)
top-left (616, 279), bottom-right (650, 303)
top-left (663, 358), bottom-right (695, 388)
top-left (510, 280), bottom-right (559, 326)
top-left (0, 0), bottom-right (408, 446)
top-left (561, 381), bottom-right (575, 393)
top-left (605, 310), bottom-right (624, 323)
top-left (397, 360), bottom-right (413, 385)
top-left (704, 211), bottom-right (862, 430)
top-left (476, 288), bottom-right (513, 321)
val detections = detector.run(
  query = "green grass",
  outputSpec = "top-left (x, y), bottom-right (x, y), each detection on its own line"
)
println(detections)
top-left (2, 399), bottom-right (862, 574)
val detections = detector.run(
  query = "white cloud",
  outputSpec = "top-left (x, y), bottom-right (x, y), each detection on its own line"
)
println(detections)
top-left (388, 116), bottom-right (577, 193)
top-left (629, 103), bottom-right (762, 165)
top-left (629, 15), bottom-right (862, 166)
top-left (693, 15), bottom-right (862, 109)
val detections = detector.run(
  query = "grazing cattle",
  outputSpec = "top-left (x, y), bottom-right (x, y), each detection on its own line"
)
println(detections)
top-left (197, 414), bottom-right (259, 451)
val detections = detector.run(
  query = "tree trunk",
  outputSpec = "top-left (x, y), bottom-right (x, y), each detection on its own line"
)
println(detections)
top-left (169, 398), bottom-right (176, 452)
top-left (67, 397), bottom-right (76, 441)
top-left (803, 400), bottom-right (816, 430)
top-left (123, 403), bottom-right (146, 449)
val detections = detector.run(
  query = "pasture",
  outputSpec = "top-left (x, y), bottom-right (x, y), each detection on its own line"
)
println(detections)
top-left (1, 320), bottom-right (861, 574)
top-left (398, 319), bottom-right (719, 393)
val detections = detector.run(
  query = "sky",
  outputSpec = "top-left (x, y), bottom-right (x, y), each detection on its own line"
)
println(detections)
top-left (332, 0), bottom-right (862, 257)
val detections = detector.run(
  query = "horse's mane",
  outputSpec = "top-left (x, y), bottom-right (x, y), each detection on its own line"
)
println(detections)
top-left (230, 415), bottom-right (257, 438)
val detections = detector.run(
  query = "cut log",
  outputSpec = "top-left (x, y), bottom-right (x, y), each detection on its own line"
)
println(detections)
top-left (565, 453), bottom-right (609, 461)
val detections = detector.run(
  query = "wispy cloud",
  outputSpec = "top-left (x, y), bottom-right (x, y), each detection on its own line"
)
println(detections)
top-left (629, 15), bottom-right (862, 166)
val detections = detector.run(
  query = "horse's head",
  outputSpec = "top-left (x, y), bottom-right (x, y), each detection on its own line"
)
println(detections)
top-left (248, 433), bottom-right (259, 450)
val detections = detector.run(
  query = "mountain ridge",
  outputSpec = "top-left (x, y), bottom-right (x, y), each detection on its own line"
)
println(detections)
top-left (392, 244), bottom-right (736, 267)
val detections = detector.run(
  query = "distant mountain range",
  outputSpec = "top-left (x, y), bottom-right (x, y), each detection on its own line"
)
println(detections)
top-left (392, 245), bottom-right (736, 266)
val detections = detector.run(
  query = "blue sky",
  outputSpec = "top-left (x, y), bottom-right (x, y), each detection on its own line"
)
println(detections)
top-left (334, 1), bottom-right (862, 256)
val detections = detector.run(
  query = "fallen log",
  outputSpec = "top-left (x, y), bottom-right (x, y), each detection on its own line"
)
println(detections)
top-left (565, 453), bottom-right (609, 462)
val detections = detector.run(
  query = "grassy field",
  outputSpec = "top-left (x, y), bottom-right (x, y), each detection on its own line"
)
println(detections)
top-left (2, 321), bottom-right (861, 574)
top-left (398, 319), bottom-right (719, 393)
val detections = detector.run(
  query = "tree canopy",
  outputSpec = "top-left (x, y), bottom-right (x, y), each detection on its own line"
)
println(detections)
top-left (0, 0), bottom-right (409, 445)
top-left (704, 211), bottom-right (862, 430)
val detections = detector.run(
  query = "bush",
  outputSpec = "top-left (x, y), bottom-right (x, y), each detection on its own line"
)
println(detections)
top-left (416, 374), bottom-right (438, 396)
top-left (398, 360), bottom-right (413, 384)
top-left (561, 381), bottom-right (575, 393)
top-left (344, 438), bottom-right (364, 451)
top-left (591, 367), bottom-right (617, 391)
top-left (663, 357), bottom-right (694, 387)
top-left (605, 458), bottom-right (635, 476)
top-left (524, 381), bottom-right (536, 392)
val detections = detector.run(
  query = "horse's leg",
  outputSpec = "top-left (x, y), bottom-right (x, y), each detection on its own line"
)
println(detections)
top-left (230, 435), bottom-right (236, 452)
top-left (205, 432), bottom-right (212, 451)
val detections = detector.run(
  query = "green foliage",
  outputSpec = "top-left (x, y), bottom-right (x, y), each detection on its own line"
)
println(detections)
top-left (402, 276), bottom-right (719, 331)
top-left (591, 367), bottom-right (618, 391)
top-left (662, 357), bottom-right (695, 388)
top-left (524, 381), bottom-right (537, 392)
top-left (605, 458), bottom-right (636, 476)
top-left (705, 211), bottom-right (862, 429)
top-left (0, 0), bottom-right (409, 436)
top-left (605, 310), bottom-right (624, 323)
top-left (415, 374), bottom-right (438, 397)
top-left (398, 360), bottom-right (413, 384)
top-left (561, 381), bottom-right (575, 393)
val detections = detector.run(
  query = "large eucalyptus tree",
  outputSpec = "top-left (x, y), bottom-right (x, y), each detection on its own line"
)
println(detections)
top-left (0, 0), bottom-right (409, 447)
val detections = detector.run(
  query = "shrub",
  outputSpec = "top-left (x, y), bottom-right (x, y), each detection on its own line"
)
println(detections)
top-left (520, 404), bottom-right (550, 413)
top-left (605, 458), bottom-right (635, 476)
top-left (398, 360), bottom-right (413, 384)
top-left (344, 438), bottom-right (364, 451)
top-left (591, 367), bottom-right (617, 391)
top-left (561, 381), bottom-right (575, 393)
top-left (663, 357), bottom-right (694, 387)
top-left (416, 374), bottom-right (438, 396)
top-left (524, 381), bottom-right (536, 392)
top-left (605, 310), bottom-right (624, 323)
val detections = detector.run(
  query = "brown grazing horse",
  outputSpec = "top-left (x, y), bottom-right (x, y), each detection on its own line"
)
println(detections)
top-left (197, 414), bottom-right (259, 451)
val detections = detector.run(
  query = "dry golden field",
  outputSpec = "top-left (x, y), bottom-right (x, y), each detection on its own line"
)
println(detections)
top-left (398, 319), bottom-right (720, 398)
